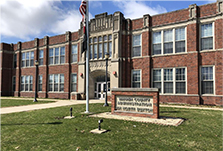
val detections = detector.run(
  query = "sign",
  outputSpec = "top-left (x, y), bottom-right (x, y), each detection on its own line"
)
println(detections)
top-left (115, 96), bottom-right (153, 114)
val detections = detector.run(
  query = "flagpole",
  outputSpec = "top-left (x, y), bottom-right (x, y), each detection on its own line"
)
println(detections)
top-left (85, 0), bottom-right (90, 113)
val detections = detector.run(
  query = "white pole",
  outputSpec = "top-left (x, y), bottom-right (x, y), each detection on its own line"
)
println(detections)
top-left (85, 0), bottom-right (90, 113)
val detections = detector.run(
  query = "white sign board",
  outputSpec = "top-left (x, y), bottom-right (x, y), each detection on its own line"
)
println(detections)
top-left (115, 96), bottom-right (153, 114)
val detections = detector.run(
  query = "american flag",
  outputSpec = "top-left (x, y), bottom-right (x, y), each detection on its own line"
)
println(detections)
top-left (79, 0), bottom-right (87, 53)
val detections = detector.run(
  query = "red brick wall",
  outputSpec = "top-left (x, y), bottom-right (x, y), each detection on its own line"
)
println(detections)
top-left (187, 23), bottom-right (199, 52)
top-left (132, 18), bottom-right (143, 30)
top-left (152, 9), bottom-right (189, 27)
top-left (71, 32), bottom-right (79, 41)
top-left (49, 35), bottom-right (66, 45)
top-left (215, 19), bottom-right (223, 49)
top-left (160, 95), bottom-right (200, 105)
top-left (39, 39), bottom-right (44, 47)
top-left (199, 3), bottom-right (216, 18)
top-left (21, 41), bottom-right (35, 50)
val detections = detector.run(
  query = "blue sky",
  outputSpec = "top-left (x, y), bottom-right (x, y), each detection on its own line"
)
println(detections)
top-left (1, 0), bottom-right (215, 44)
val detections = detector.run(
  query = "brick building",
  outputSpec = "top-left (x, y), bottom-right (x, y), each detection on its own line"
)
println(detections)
top-left (0, 1), bottom-right (222, 105)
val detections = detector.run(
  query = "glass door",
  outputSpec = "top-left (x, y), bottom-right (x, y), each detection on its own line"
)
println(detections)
top-left (94, 82), bottom-right (110, 99)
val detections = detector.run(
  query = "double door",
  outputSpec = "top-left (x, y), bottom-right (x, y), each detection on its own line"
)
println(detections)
top-left (95, 82), bottom-right (110, 99)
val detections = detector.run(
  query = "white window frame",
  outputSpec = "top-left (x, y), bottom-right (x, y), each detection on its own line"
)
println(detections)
top-left (20, 75), bottom-right (33, 92)
top-left (38, 75), bottom-right (43, 91)
top-left (39, 50), bottom-right (44, 66)
top-left (71, 73), bottom-right (77, 92)
top-left (200, 22), bottom-right (214, 51)
top-left (21, 51), bottom-right (34, 67)
top-left (152, 67), bottom-right (187, 94)
top-left (131, 69), bottom-right (141, 88)
top-left (48, 74), bottom-right (64, 92)
top-left (152, 27), bottom-right (187, 55)
top-left (152, 69), bottom-right (162, 93)
top-left (71, 44), bottom-right (78, 63)
top-left (48, 47), bottom-right (65, 65)
top-left (132, 34), bottom-right (142, 57)
top-left (200, 65), bottom-right (215, 95)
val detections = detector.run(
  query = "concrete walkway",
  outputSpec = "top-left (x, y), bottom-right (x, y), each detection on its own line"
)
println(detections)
top-left (1, 97), bottom-right (222, 114)
top-left (160, 104), bottom-right (223, 111)
top-left (1, 97), bottom-right (104, 114)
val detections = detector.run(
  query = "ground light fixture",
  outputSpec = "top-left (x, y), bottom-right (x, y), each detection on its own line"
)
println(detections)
top-left (98, 119), bottom-right (103, 130)
top-left (70, 107), bottom-right (73, 117)
top-left (33, 60), bottom-right (39, 102)
top-left (103, 53), bottom-right (109, 107)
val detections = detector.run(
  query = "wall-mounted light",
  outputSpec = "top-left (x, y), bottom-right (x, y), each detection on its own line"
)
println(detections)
top-left (113, 71), bottom-right (116, 75)
top-left (80, 73), bottom-right (83, 77)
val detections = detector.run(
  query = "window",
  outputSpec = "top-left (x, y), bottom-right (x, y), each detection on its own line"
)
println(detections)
top-left (38, 75), bottom-right (43, 91)
top-left (164, 69), bottom-right (173, 93)
top-left (39, 50), bottom-right (43, 66)
top-left (90, 35), bottom-right (112, 59)
top-left (20, 75), bottom-right (33, 91)
top-left (48, 74), bottom-right (64, 92)
top-left (60, 47), bottom-right (65, 63)
top-left (22, 53), bottom-right (25, 67)
top-left (99, 43), bottom-right (102, 59)
top-left (13, 54), bottom-right (17, 68)
top-left (108, 35), bottom-right (112, 57)
top-left (108, 41), bottom-right (112, 57)
top-left (132, 70), bottom-right (141, 88)
top-left (103, 43), bottom-right (107, 58)
top-left (49, 47), bottom-right (65, 65)
top-left (90, 45), bottom-right (93, 59)
top-left (71, 74), bottom-right (77, 92)
top-left (201, 23), bottom-right (213, 50)
top-left (201, 66), bottom-right (214, 94)
top-left (21, 51), bottom-right (34, 67)
top-left (152, 27), bottom-right (186, 55)
top-left (152, 67), bottom-right (186, 94)
top-left (12, 76), bottom-right (16, 91)
top-left (176, 68), bottom-right (186, 93)
top-left (175, 28), bottom-right (185, 53)
top-left (153, 69), bottom-right (161, 93)
top-left (94, 44), bottom-right (97, 59)
top-left (153, 32), bottom-right (162, 55)
top-left (164, 30), bottom-right (173, 54)
top-left (132, 34), bottom-right (141, 57)
top-left (71, 45), bottom-right (78, 62)
top-left (30, 52), bottom-right (34, 66)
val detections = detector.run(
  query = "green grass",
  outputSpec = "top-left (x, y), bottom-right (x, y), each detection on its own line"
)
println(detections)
top-left (1, 99), bottom-right (55, 108)
top-left (1, 104), bottom-right (222, 151)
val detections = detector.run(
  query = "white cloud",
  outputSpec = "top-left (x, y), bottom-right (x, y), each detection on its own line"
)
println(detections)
top-left (113, 0), bottom-right (167, 19)
top-left (0, 0), bottom-right (82, 41)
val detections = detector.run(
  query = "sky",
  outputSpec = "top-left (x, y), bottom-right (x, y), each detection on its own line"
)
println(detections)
top-left (0, 0), bottom-right (215, 44)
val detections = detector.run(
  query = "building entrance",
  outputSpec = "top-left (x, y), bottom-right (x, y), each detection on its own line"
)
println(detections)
top-left (94, 75), bottom-right (110, 99)
top-left (94, 82), bottom-right (110, 99)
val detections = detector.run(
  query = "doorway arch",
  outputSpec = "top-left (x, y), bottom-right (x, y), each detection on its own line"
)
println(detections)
top-left (89, 70), bottom-right (110, 99)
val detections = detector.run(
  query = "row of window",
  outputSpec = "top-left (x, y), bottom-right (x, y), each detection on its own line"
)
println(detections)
top-left (15, 74), bottom-right (77, 92)
top-left (15, 23), bottom-right (213, 68)
top-left (132, 66), bottom-right (214, 94)
top-left (13, 66), bottom-right (214, 94)
top-left (89, 35), bottom-right (112, 59)
top-left (132, 23), bottom-right (213, 57)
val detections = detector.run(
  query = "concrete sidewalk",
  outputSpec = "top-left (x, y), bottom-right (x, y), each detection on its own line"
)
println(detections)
top-left (1, 98), bottom-right (104, 114)
top-left (1, 97), bottom-right (222, 114)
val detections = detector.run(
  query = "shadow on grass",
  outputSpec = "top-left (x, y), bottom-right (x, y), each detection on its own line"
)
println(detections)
top-left (1, 121), bottom-right (63, 126)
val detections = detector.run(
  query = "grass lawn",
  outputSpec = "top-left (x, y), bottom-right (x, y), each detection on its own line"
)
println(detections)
top-left (1, 104), bottom-right (222, 151)
top-left (1, 99), bottom-right (55, 108)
